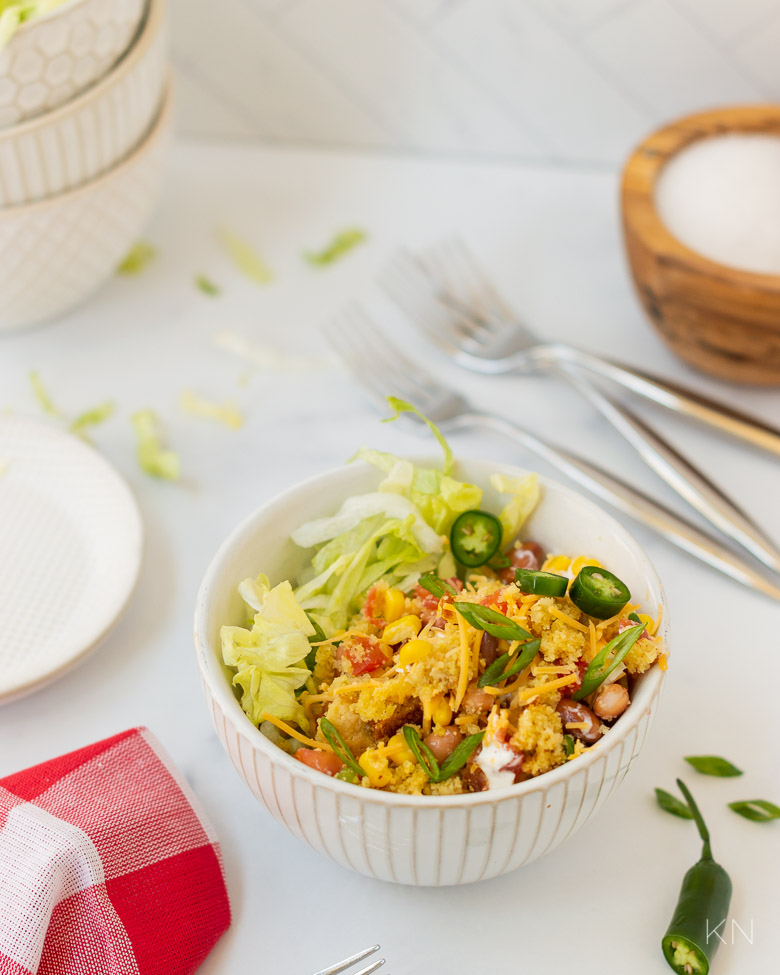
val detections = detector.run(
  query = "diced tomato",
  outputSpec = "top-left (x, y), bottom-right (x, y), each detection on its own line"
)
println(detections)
top-left (480, 589), bottom-right (509, 616)
top-left (565, 660), bottom-right (588, 697)
top-left (363, 584), bottom-right (385, 624)
top-left (295, 748), bottom-right (344, 776)
top-left (618, 617), bottom-right (650, 640)
top-left (414, 577), bottom-right (462, 623)
top-left (338, 633), bottom-right (388, 675)
top-left (499, 541), bottom-right (546, 583)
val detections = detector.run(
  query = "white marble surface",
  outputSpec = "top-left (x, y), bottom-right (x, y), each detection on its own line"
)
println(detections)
top-left (1, 142), bottom-right (779, 974)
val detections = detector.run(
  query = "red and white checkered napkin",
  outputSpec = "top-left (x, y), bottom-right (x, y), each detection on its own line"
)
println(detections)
top-left (0, 728), bottom-right (231, 975)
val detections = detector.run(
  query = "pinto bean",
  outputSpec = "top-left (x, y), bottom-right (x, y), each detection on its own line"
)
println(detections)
top-left (479, 632), bottom-right (501, 666)
top-left (499, 541), bottom-right (546, 583)
top-left (461, 686), bottom-right (495, 715)
top-left (556, 698), bottom-right (602, 744)
top-left (424, 727), bottom-right (463, 762)
top-left (592, 683), bottom-right (630, 721)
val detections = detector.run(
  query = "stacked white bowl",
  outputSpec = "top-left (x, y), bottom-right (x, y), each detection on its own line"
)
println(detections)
top-left (0, 0), bottom-right (171, 331)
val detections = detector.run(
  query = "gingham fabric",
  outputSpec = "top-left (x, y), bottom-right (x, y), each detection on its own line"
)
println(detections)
top-left (0, 729), bottom-right (231, 975)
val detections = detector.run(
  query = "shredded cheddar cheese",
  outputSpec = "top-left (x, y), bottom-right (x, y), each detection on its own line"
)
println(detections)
top-left (260, 712), bottom-right (333, 751)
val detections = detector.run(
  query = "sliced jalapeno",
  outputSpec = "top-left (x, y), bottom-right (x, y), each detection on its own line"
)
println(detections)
top-left (450, 510), bottom-right (502, 568)
top-left (514, 568), bottom-right (568, 597)
top-left (569, 565), bottom-right (630, 619)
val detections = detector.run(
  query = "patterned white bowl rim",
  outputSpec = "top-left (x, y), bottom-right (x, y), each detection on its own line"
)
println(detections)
top-left (195, 457), bottom-right (669, 809)
top-left (0, 0), bottom-right (161, 144)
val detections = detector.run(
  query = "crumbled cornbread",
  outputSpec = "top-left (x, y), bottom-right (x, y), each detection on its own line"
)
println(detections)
top-left (511, 704), bottom-right (565, 776)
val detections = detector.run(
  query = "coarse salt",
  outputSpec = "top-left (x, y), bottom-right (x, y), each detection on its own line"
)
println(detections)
top-left (654, 133), bottom-right (780, 275)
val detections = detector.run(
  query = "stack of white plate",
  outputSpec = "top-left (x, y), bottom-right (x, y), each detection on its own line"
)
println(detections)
top-left (0, 0), bottom-right (171, 331)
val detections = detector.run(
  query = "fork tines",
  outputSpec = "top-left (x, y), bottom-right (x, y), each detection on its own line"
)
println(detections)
top-left (312, 944), bottom-right (386, 975)
top-left (326, 304), bottom-right (439, 413)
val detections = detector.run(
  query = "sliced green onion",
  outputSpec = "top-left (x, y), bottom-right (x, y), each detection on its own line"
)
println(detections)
top-left (417, 572), bottom-right (457, 599)
top-left (304, 228), bottom-right (366, 266)
top-left (438, 733), bottom-right (485, 781)
top-left (319, 718), bottom-right (363, 779)
top-left (572, 623), bottom-right (645, 700)
top-left (402, 725), bottom-right (484, 783)
top-left (452, 602), bottom-right (532, 642)
top-left (218, 226), bottom-right (273, 284)
top-left (727, 799), bottom-right (780, 822)
top-left (196, 274), bottom-right (220, 295)
top-left (655, 787), bottom-right (694, 819)
top-left (563, 734), bottom-right (575, 757)
top-left (118, 240), bottom-right (156, 274)
top-left (478, 638), bottom-right (541, 688)
top-left (684, 756), bottom-right (743, 777)
top-left (335, 767), bottom-right (359, 784)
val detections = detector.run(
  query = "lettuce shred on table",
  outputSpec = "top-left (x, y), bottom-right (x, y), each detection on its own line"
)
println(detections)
top-left (70, 401), bottom-right (115, 437)
top-left (0, 1), bottom-right (68, 49)
top-left (117, 241), bottom-right (157, 275)
top-left (29, 370), bottom-right (61, 417)
top-left (180, 390), bottom-right (243, 430)
top-left (221, 398), bottom-right (541, 726)
top-left (304, 228), bottom-right (367, 266)
top-left (131, 410), bottom-right (180, 480)
top-left (195, 274), bottom-right (220, 296)
top-left (218, 227), bottom-right (273, 284)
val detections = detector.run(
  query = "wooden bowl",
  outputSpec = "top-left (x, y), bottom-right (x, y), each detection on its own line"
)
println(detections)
top-left (621, 105), bottom-right (780, 386)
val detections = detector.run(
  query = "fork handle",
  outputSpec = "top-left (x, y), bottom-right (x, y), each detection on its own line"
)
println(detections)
top-left (462, 411), bottom-right (780, 602)
top-left (558, 368), bottom-right (780, 575)
top-left (543, 345), bottom-right (780, 458)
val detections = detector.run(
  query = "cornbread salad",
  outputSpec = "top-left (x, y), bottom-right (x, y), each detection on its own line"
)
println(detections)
top-left (221, 407), bottom-right (666, 796)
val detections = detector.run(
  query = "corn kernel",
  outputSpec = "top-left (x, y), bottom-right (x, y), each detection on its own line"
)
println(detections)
top-left (398, 639), bottom-right (433, 667)
top-left (637, 613), bottom-right (656, 635)
top-left (382, 588), bottom-right (406, 623)
top-left (384, 733), bottom-right (415, 765)
top-left (570, 555), bottom-right (603, 575)
top-left (358, 748), bottom-right (393, 787)
top-left (431, 695), bottom-right (452, 728)
top-left (382, 614), bottom-right (422, 645)
top-left (544, 555), bottom-right (571, 572)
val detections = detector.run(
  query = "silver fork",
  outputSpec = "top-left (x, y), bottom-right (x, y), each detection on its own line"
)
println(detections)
top-left (326, 305), bottom-right (780, 602)
top-left (380, 237), bottom-right (780, 457)
top-left (312, 945), bottom-right (386, 975)
top-left (380, 240), bottom-right (780, 577)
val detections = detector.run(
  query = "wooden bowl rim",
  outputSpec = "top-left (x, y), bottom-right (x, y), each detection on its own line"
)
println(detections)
top-left (621, 103), bottom-right (780, 291)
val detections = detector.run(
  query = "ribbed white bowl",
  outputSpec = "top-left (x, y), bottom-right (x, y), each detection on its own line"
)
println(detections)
top-left (195, 458), bottom-right (669, 886)
top-left (0, 81), bottom-right (171, 332)
top-left (0, 0), bottom-right (165, 206)
top-left (0, 0), bottom-right (147, 128)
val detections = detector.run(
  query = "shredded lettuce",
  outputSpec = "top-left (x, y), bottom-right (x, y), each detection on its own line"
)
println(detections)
top-left (218, 227), bottom-right (273, 284)
top-left (29, 370), bottom-right (61, 417)
top-left (117, 241), bottom-right (156, 275)
top-left (131, 410), bottom-right (180, 480)
top-left (490, 472), bottom-right (540, 545)
top-left (70, 401), bottom-right (114, 438)
top-left (195, 274), bottom-right (220, 296)
top-left (180, 390), bottom-right (243, 430)
top-left (221, 579), bottom-right (314, 728)
top-left (304, 228), bottom-right (366, 266)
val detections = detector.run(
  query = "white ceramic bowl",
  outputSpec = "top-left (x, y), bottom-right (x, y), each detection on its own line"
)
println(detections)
top-left (0, 0), bottom-right (147, 128)
top-left (0, 0), bottom-right (165, 206)
top-left (195, 458), bottom-right (670, 887)
top-left (0, 80), bottom-right (170, 332)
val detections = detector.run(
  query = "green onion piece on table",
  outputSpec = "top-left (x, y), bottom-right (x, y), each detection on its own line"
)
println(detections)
top-left (514, 568), bottom-right (568, 597)
top-left (684, 756), bottom-right (743, 777)
top-left (131, 410), bottom-right (180, 481)
top-left (304, 228), bottom-right (366, 266)
top-left (196, 274), bottom-right (221, 296)
top-left (661, 779), bottom-right (732, 975)
top-left (655, 787), bottom-right (694, 820)
top-left (569, 565), bottom-right (630, 619)
top-left (319, 718), bottom-right (363, 779)
top-left (450, 510), bottom-right (503, 567)
top-left (117, 240), bottom-right (156, 275)
top-left (727, 799), bottom-right (780, 822)
top-left (572, 623), bottom-right (645, 701)
top-left (452, 602), bottom-right (532, 642)
top-left (478, 639), bottom-right (541, 688)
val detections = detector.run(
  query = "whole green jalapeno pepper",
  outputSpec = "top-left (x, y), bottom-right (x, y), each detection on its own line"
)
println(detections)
top-left (662, 779), bottom-right (733, 975)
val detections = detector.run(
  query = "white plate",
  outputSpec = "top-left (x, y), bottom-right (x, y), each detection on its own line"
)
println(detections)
top-left (0, 415), bottom-right (143, 703)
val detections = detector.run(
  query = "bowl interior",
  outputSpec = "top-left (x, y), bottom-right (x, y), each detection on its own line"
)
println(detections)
top-left (196, 457), bottom-right (668, 798)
